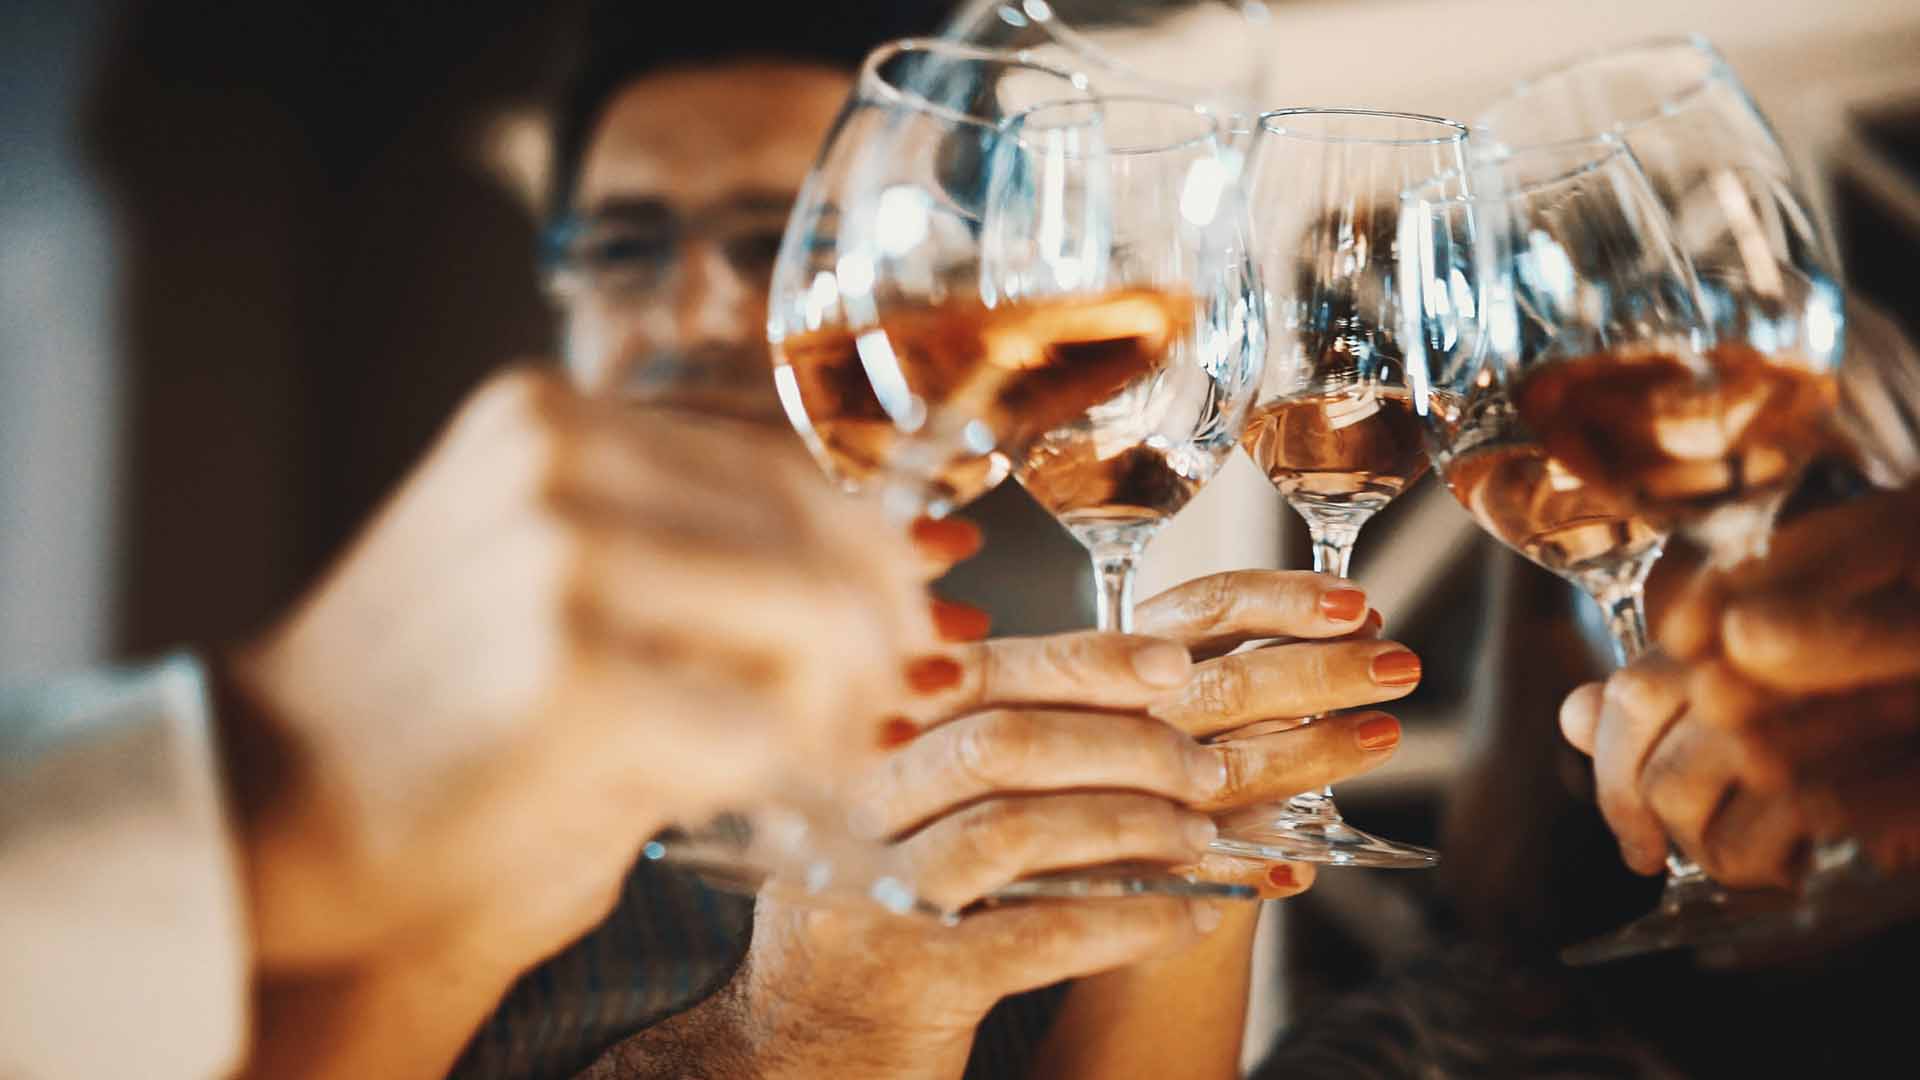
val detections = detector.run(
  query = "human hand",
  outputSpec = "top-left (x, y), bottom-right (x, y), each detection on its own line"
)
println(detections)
top-left (1560, 484), bottom-right (1920, 887)
top-left (222, 368), bottom-right (930, 975)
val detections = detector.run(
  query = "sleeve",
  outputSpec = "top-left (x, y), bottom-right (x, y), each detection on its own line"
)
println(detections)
top-left (0, 654), bottom-right (250, 1080)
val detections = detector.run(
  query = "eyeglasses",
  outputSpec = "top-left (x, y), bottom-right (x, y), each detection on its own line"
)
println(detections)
top-left (540, 196), bottom-right (796, 302)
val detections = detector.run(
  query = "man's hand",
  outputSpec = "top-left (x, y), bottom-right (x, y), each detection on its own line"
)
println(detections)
top-left (585, 570), bottom-right (1417, 1079)
top-left (223, 368), bottom-right (930, 976)
top-left (1560, 484), bottom-right (1920, 887)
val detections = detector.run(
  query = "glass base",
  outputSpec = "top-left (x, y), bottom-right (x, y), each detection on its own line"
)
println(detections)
top-left (1561, 871), bottom-right (1810, 966)
top-left (1210, 800), bottom-right (1440, 869)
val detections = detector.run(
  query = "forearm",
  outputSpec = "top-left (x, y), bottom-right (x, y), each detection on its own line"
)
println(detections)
top-left (1028, 901), bottom-right (1261, 1080)
top-left (241, 947), bottom-right (518, 1080)
top-left (580, 957), bottom-right (976, 1080)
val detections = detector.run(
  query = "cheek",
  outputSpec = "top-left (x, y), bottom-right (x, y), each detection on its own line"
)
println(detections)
top-left (565, 306), bottom-right (659, 396)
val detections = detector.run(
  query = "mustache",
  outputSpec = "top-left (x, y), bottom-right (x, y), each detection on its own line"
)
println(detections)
top-left (610, 346), bottom-right (786, 424)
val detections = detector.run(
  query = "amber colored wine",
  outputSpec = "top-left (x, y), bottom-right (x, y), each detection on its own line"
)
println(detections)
top-left (1443, 442), bottom-right (1664, 579)
top-left (774, 288), bottom-right (1192, 506)
top-left (1241, 385), bottom-right (1434, 512)
top-left (1512, 343), bottom-right (1837, 527)
top-left (1018, 437), bottom-right (1205, 528)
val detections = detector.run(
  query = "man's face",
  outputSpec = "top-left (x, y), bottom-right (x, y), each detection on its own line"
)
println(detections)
top-left (554, 61), bottom-right (851, 421)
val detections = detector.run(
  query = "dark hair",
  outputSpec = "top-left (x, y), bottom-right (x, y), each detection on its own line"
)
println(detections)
top-left (545, 0), bottom-right (948, 221)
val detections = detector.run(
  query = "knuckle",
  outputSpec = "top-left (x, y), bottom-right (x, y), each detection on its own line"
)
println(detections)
top-left (957, 800), bottom-right (1034, 866)
top-left (1186, 572), bottom-right (1240, 635)
top-left (1188, 658), bottom-right (1252, 721)
top-left (957, 711), bottom-right (1040, 789)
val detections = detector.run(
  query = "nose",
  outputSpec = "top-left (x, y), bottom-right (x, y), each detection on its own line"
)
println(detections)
top-left (673, 238), bottom-right (760, 349)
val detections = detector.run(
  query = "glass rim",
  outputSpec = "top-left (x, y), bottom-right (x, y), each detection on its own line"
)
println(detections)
top-left (1004, 94), bottom-right (1223, 156)
top-left (856, 37), bottom-right (1091, 133)
top-left (1405, 134), bottom-right (1635, 205)
top-left (1257, 107), bottom-right (1469, 146)
top-left (1493, 33), bottom-right (1733, 138)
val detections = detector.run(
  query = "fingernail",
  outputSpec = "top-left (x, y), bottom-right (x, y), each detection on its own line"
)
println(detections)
top-left (1370, 650), bottom-right (1422, 687)
top-left (1320, 588), bottom-right (1367, 622)
top-left (1131, 640), bottom-right (1192, 687)
top-left (877, 716), bottom-right (919, 749)
top-left (1365, 609), bottom-right (1384, 633)
top-left (930, 598), bottom-right (992, 641)
top-left (1187, 745), bottom-right (1229, 795)
top-left (1356, 714), bottom-right (1401, 751)
top-left (1191, 901), bottom-right (1223, 933)
top-left (1268, 864), bottom-right (1296, 889)
top-left (905, 656), bottom-right (963, 693)
top-left (1184, 815), bottom-right (1219, 850)
top-left (910, 517), bottom-right (983, 561)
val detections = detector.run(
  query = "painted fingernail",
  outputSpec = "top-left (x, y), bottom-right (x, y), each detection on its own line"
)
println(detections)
top-left (1268, 864), bottom-right (1296, 889)
top-left (1192, 901), bottom-right (1224, 933)
top-left (1356, 713), bottom-right (1401, 751)
top-left (877, 716), bottom-right (919, 749)
top-left (1187, 745), bottom-right (1229, 795)
top-left (1370, 650), bottom-right (1422, 687)
top-left (1131, 640), bottom-right (1193, 687)
top-left (1364, 609), bottom-right (1384, 633)
top-left (1320, 588), bottom-right (1368, 622)
top-left (930, 598), bottom-right (992, 641)
top-left (910, 517), bottom-right (984, 561)
top-left (1184, 816), bottom-right (1220, 849)
top-left (905, 656), bottom-right (963, 693)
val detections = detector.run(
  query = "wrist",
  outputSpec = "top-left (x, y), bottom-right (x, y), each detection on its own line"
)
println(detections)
top-left (736, 952), bottom-right (978, 1080)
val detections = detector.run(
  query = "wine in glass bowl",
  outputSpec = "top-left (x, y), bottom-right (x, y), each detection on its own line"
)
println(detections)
top-left (1509, 342), bottom-right (1839, 533)
top-left (1241, 383), bottom-right (1437, 514)
top-left (775, 287), bottom-right (1191, 507)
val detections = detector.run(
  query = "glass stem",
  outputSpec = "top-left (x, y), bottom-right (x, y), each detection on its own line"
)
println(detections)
top-left (1593, 578), bottom-right (1650, 666)
top-left (1307, 520), bottom-right (1361, 578)
top-left (1089, 542), bottom-right (1144, 634)
top-left (1299, 517), bottom-right (1362, 806)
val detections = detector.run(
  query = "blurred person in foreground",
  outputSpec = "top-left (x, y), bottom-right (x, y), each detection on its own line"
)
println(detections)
top-left (0, 349), bottom-right (936, 1079)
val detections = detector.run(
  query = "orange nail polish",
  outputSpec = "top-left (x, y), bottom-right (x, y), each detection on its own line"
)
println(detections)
top-left (878, 716), bottom-right (920, 748)
top-left (1370, 650), bottom-right (1422, 686)
top-left (910, 517), bottom-right (983, 562)
top-left (1268, 864), bottom-right (1296, 889)
top-left (1356, 714), bottom-right (1401, 751)
top-left (905, 656), bottom-right (964, 693)
top-left (930, 598), bottom-right (992, 642)
top-left (1320, 588), bottom-right (1367, 622)
top-left (1364, 609), bottom-right (1384, 633)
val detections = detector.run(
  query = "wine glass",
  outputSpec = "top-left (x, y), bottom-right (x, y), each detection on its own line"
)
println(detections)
top-left (1476, 35), bottom-right (1847, 564)
top-left (1415, 136), bottom-right (1827, 964)
top-left (988, 96), bottom-right (1265, 633)
top-left (761, 39), bottom-right (1252, 908)
top-left (1208, 109), bottom-right (1471, 870)
top-left (941, 0), bottom-right (1272, 131)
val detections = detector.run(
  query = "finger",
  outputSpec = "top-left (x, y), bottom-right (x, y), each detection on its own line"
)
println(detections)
top-left (902, 794), bottom-right (1218, 910)
top-left (1559, 682), bottom-right (1605, 757)
top-left (1684, 658), bottom-right (1776, 732)
top-left (940, 897), bottom-right (1221, 1000)
top-left (1722, 590), bottom-right (1920, 694)
top-left (1639, 718), bottom-right (1749, 876)
top-left (930, 598), bottom-right (992, 642)
top-left (1134, 571), bottom-right (1369, 660)
top-left (1200, 711), bottom-right (1401, 812)
top-left (855, 709), bottom-right (1228, 837)
top-left (1698, 786), bottom-right (1813, 889)
top-left (908, 632), bottom-right (1193, 720)
top-left (1182, 853), bottom-right (1316, 900)
top-left (912, 516), bottom-right (984, 578)
top-left (1713, 490), bottom-right (1917, 596)
top-left (1591, 659), bottom-right (1689, 875)
top-left (1153, 641), bottom-right (1421, 738)
top-left (1742, 683), bottom-right (1920, 788)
